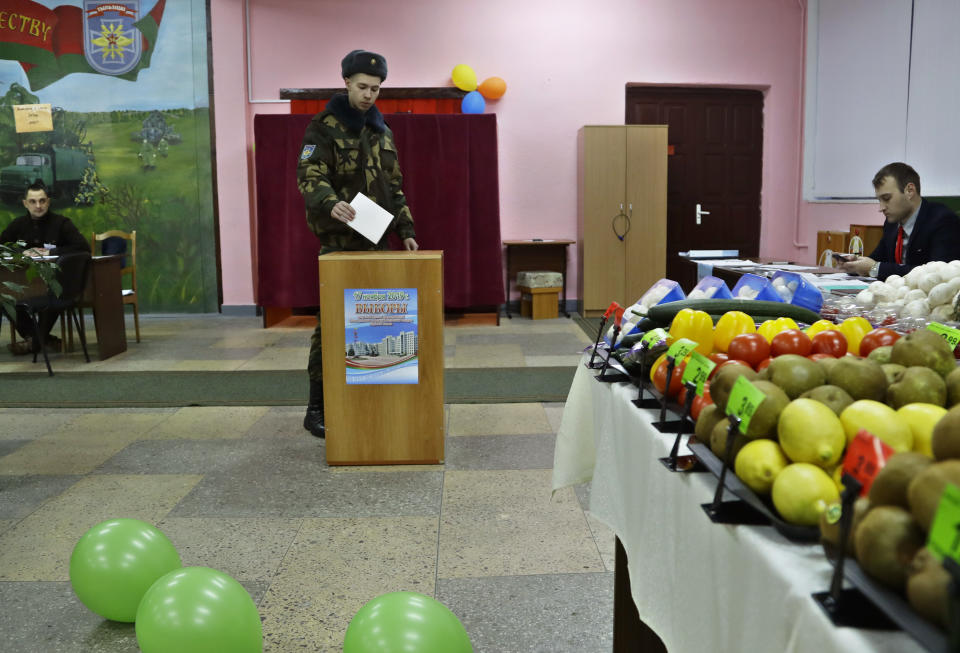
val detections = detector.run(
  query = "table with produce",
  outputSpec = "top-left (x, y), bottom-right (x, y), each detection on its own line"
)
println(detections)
top-left (554, 261), bottom-right (960, 652)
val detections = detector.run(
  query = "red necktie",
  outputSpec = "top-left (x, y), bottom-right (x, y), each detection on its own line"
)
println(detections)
top-left (895, 225), bottom-right (904, 265)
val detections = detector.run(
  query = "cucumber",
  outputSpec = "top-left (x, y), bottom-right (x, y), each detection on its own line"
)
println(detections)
top-left (647, 299), bottom-right (820, 326)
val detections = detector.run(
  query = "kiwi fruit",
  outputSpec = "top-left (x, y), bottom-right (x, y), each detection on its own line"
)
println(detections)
top-left (907, 460), bottom-right (960, 531)
top-left (907, 548), bottom-right (950, 628)
top-left (853, 505), bottom-right (924, 590)
top-left (868, 452), bottom-right (933, 508)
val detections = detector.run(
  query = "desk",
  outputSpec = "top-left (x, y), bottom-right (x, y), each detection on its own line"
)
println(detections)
top-left (503, 239), bottom-right (574, 318)
top-left (2, 256), bottom-right (126, 360)
top-left (681, 257), bottom-right (839, 292)
top-left (552, 358), bottom-right (924, 653)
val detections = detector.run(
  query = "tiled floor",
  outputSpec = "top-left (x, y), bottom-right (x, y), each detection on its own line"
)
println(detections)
top-left (0, 313), bottom-right (615, 652)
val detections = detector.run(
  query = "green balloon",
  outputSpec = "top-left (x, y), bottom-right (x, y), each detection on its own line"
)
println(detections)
top-left (135, 567), bottom-right (262, 653)
top-left (344, 591), bottom-right (472, 653)
top-left (69, 518), bottom-right (181, 622)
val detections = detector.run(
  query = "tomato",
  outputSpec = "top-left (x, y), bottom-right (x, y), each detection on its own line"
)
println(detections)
top-left (653, 359), bottom-right (687, 397)
top-left (770, 329), bottom-right (813, 357)
top-left (727, 333), bottom-right (771, 368)
top-left (708, 352), bottom-right (730, 367)
top-left (859, 328), bottom-right (901, 358)
top-left (807, 353), bottom-right (833, 362)
top-left (810, 330), bottom-right (848, 358)
top-left (690, 385), bottom-right (713, 421)
top-left (755, 357), bottom-right (773, 371)
top-left (708, 358), bottom-right (750, 379)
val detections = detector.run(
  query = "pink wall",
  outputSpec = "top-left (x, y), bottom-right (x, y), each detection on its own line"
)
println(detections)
top-left (212, 0), bottom-right (876, 307)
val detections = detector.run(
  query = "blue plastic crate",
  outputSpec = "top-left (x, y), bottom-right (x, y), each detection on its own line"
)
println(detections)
top-left (731, 273), bottom-right (783, 302)
top-left (771, 271), bottom-right (823, 313)
top-left (688, 275), bottom-right (733, 300)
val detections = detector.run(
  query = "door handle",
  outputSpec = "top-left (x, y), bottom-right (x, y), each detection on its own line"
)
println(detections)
top-left (696, 203), bottom-right (711, 225)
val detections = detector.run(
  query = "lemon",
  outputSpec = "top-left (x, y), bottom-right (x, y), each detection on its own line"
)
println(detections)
top-left (734, 439), bottom-right (789, 494)
top-left (897, 403), bottom-right (948, 457)
top-left (777, 398), bottom-right (846, 468)
top-left (839, 400), bottom-right (913, 452)
top-left (772, 463), bottom-right (841, 526)
top-left (830, 464), bottom-right (845, 492)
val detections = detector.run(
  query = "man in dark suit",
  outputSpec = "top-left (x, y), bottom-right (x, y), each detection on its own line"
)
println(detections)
top-left (842, 162), bottom-right (960, 280)
top-left (1, 181), bottom-right (89, 354)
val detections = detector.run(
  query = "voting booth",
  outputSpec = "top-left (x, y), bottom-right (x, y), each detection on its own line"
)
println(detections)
top-left (318, 251), bottom-right (445, 465)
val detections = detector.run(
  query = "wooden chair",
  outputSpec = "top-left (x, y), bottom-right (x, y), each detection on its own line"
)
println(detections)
top-left (91, 230), bottom-right (140, 342)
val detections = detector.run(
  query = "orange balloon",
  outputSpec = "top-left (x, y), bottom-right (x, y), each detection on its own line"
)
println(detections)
top-left (477, 76), bottom-right (507, 100)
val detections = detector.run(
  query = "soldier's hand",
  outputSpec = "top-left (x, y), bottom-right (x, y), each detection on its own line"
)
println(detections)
top-left (403, 238), bottom-right (419, 251)
top-left (331, 201), bottom-right (356, 224)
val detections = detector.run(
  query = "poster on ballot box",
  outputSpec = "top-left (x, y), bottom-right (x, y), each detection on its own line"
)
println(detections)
top-left (344, 288), bottom-right (419, 385)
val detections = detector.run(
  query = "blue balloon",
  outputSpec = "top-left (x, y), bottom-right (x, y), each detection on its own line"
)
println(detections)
top-left (461, 91), bottom-right (485, 114)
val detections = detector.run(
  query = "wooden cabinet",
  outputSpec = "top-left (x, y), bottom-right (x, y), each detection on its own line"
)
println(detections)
top-left (849, 224), bottom-right (884, 258)
top-left (577, 125), bottom-right (667, 316)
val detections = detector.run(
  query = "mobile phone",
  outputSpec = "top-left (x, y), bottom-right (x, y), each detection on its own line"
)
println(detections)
top-left (832, 252), bottom-right (853, 262)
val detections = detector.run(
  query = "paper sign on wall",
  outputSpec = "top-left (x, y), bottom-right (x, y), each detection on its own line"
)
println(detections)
top-left (13, 104), bottom-right (52, 133)
top-left (344, 288), bottom-right (418, 385)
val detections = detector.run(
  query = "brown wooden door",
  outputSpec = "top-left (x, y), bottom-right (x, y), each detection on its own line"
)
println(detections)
top-left (626, 88), bottom-right (763, 291)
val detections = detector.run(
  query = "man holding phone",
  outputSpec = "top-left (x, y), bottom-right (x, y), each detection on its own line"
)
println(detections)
top-left (841, 163), bottom-right (960, 280)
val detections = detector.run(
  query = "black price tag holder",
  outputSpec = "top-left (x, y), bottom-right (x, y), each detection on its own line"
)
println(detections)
top-left (659, 380), bottom-right (706, 473)
top-left (653, 355), bottom-right (684, 433)
top-left (595, 324), bottom-right (630, 384)
top-left (701, 416), bottom-right (769, 525)
top-left (631, 342), bottom-right (661, 410)
top-left (812, 474), bottom-right (895, 629)
top-left (586, 314), bottom-right (609, 369)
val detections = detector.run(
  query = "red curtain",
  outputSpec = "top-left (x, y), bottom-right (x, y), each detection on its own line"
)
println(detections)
top-left (252, 113), bottom-right (504, 309)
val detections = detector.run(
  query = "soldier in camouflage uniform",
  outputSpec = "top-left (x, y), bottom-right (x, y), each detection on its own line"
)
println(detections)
top-left (297, 49), bottom-right (418, 438)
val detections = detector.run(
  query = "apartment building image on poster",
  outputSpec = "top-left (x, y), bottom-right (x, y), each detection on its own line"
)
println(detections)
top-left (343, 288), bottom-right (419, 385)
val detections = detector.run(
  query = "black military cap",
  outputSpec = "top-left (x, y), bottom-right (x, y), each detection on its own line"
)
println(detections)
top-left (341, 50), bottom-right (387, 81)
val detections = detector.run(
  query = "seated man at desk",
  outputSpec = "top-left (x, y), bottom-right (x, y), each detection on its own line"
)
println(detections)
top-left (1, 181), bottom-right (90, 354)
top-left (841, 162), bottom-right (960, 280)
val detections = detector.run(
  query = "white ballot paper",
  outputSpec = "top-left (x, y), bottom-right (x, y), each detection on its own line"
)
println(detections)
top-left (347, 192), bottom-right (393, 244)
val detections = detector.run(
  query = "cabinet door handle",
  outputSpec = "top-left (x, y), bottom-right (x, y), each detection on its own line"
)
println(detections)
top-left (612, 205), bottom-right (630, 242)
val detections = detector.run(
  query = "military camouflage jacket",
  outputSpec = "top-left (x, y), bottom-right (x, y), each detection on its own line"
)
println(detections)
top-left (297, 93), bottom-right (415, 250)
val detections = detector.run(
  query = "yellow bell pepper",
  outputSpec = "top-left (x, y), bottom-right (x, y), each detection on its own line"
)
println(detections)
top-left (804, 319), bottom-right (837, 338)
top-left (839, 316), bottom-right (872, 356)
top-left (757, 317), bottom-right (800, 343)
top-left (668, 308), bottom-right (715, 355)
top-left (713, 311), bottom-right (756, 352)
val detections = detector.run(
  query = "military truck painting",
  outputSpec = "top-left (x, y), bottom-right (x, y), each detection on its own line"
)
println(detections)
top-left (0, 146), bottom-right (92, 203)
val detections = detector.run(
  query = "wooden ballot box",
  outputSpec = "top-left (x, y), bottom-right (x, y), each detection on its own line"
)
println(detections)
top-left (318, 251), bottom-right (444, 465)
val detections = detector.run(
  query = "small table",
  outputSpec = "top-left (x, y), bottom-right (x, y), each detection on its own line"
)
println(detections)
top-left (503, 239), bottom-right (574, 318)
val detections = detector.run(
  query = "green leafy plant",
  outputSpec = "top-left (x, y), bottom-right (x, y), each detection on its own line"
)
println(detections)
top-left (0, 241), bottom-right (61, 317)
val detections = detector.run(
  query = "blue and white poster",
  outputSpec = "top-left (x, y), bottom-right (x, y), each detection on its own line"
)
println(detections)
top-left (344, 288), bottom-right (418, 385)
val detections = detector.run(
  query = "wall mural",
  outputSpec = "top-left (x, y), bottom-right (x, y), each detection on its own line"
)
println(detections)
top-left (0, 0), bottom-right (217, 312)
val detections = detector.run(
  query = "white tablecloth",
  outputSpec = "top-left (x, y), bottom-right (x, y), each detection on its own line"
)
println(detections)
top-left (552, 358), bottom-right (925, 653)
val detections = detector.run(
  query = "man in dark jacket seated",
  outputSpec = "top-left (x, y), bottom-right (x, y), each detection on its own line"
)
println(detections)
top-left (1, 181), bottom-right (90, 354)
top-left (842, 162), bottom-right (960, 280)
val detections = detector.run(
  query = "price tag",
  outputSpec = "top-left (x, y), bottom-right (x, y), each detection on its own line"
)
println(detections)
top-left (640, 328), bottom-right (668, 349)
top-left (603, 301), bottom-right (621, 319)
top-left (666, 338), bottom-right (698, 361)
top-left (927, 322), bottom-right (960, 350)
top-left (725, 376), bottom-right (765, 434)
top-left (928, 483), bottom-right (960, 563)
top-left (681, 351), bottom-right (716, 396)
top-left (614, 306), bottom-right (624, 328)
top-left (841, 429), bottom-right (894, 496)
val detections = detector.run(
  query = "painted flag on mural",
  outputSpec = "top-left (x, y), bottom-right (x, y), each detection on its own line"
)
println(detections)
top-left (0, 0), bottom-right (166, 91)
